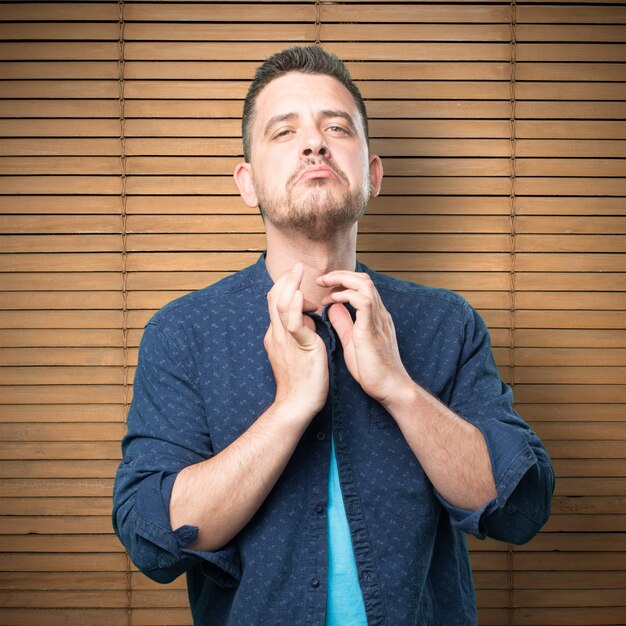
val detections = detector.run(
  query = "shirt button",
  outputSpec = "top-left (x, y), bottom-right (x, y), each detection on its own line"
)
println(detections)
top-left (314, 504), bottom-right (324, 514)
top-left (310, 577), bottom-right (320, 588)
top-left (316, 432), bottom-right (326, 441)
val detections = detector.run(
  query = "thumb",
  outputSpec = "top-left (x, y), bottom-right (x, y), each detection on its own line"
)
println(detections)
top-left (328, 303), bottom-right (354, 348)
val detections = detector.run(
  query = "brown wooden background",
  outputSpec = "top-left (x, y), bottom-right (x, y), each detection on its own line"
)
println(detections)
top-left (1, 1), bottom-right (625, 624)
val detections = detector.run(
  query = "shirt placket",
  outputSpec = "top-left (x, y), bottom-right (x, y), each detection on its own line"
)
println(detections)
top-left (303, 314), bottom-right (335, 626)
top-left (328, 326), bottom-right (387, 626)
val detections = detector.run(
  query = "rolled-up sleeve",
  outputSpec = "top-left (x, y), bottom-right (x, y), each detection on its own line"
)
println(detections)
top-left (436, 301), bottom-right (555, 545)
top-left (112, 322), bottom-right (241, 585)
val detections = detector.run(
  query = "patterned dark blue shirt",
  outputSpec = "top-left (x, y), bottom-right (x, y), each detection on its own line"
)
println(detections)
top-left (113, 255), bottom-right (554, 625)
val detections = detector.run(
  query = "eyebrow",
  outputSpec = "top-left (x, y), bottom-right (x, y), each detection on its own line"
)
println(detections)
top-left (263, 109), bottom-right (358, 137)
top-left (321, 110), bottom-right (358, 133)
top-left (263, 112), bottom-right (298, 138)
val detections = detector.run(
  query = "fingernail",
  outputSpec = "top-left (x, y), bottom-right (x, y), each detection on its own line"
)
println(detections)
top-left (293, 262), bottom-right (303, 273)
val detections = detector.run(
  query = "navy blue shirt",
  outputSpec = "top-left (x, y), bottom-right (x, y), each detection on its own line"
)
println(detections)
top-left (113, 255), bottom-right (554, 625)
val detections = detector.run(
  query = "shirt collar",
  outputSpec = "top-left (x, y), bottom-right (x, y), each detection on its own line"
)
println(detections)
top-left (250, 252), bottom-right (275, 298)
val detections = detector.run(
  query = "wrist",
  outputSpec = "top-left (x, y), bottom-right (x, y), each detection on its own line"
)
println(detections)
top-left (378, 374), bottom-right (418, 416)
top-left (269, 397), bottom-right (319, 432)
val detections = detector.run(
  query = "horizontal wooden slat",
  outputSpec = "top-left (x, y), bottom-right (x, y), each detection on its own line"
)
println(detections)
top-left (0, 405), bottom-right (125, 422)
top-left (0, 460), bottom-right (118, 478)
top-left (3, 174), bottom-right (626, 197)
top-left (553, 459), bottom-right (626, 477)
top-left (480, 607), bottom-right (626, 626)
top-left (2, 192), bottom-right (621, 216)
top-left (0, 385), bottom-right (124, 404)
top-left (0, 348), bottom-right (124, 366)
top-left (0, 61), bottom-right (119, 79)
top-left (518, 5), bottom-right (626, 23)
top-left (0, 476), bottom-right (117, 499)
top-left (0, 496), bottom-right (116, 515)
top-left (517, 43), bottom-right (626, 62)
top-left (1, 3), bottom-right (625, 625)
top-left (472, 551), bottom-right (626, 571)
top-left (0, 608), bottom-right (191, 626)
top-left (517, 24), bottom-right (626, 41)
top-left (545, 515), bottom-right (626, 532)
top-left (2, 156), bottom-right (626, 178)
top-left (123, 22), bottom-right (508, 42)
top-left (512, 348), bottom-right (626, 367)
top-left (0, 366), bottom-right (125, 384)
top-left (513, 331), bottom-right (626, 348)
top-left (516, 198), bottom-right (626, 216)
top-left (0, 329), bottom-right (124, 346)
top-left (7, 79), bottom-right (625, 105)
top-left (0, 571), bottom-right (133, 590)
top-left (2, 270), bottom-right (505, 292)
top-left (122, 3), bottom-right (509, 23)
top-left (475, 570), bottom-right (626, 590)
top-left (121, 41), bottom-right (513, 62)
top-left (1, 3), bottom-right (119, 20)
top-left (0, 310), bottom-right (122, 328)
top-left (0, 23), bottom-right (118, 40)
top-left (3, 346), bottom-right (626, 370)
top-left (3, 289), bottom-right (625, 313)
top-left (516, 385), bottom-right (626, 404)
top-left (0, 442), bottom-right (121, 460)
top-left (0, 424), bottom-right (124, 442)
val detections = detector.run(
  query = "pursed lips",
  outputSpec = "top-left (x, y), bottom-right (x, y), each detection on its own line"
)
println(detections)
top-left (294, 165), bottom-right (341, 185)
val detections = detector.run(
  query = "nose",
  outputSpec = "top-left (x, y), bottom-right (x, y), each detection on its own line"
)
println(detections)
top-left (300, 126), bottom-right (329, 159)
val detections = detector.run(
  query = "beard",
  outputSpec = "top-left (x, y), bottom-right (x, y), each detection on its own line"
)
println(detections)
top-left (254, 159), bottom-right (370, 242)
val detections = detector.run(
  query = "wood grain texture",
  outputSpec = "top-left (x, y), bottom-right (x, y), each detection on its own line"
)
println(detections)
top-left (1, 2), bottom-right (624, 625)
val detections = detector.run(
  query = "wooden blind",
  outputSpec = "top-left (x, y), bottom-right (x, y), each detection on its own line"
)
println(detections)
top-left (1, 1), bottom-right (624, 624)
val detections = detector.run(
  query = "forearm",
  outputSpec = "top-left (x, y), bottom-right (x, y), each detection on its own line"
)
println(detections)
top-left (169, 402), bottom-right (311, 552)
top-left (171, 265), bottom-right (329, 552)
top-left (383, 380), bottom-right (497, 510)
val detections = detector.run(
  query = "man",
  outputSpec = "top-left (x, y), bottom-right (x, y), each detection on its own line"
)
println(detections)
top-left (113, 46), bottom-right (554, 625)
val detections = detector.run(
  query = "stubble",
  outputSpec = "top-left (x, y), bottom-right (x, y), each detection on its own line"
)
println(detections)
top-left (254, 159), bottom-right (370, 242)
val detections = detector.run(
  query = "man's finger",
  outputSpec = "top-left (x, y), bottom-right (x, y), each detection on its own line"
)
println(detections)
top-left (317, 271), bottom-right (375, 295)
top-left (275, 264), bottom-right (305, 327)
top-left (323, 289), bottom-right (373, 327)
top-left (286, 289), bottom-right (317, 346)
top-left (302, 297), bottom-right (318, 312)
top-left (267, 272), bottom-right (293, 333)
top-left (327, 302), bottom-right (353, 346)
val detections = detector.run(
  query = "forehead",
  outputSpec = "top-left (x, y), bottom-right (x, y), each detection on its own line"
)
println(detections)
top-left (252, 72), bottom-right (363, 133)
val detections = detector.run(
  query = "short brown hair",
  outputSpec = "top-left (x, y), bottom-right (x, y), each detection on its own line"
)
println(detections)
top-left (242, 46), bottom-right (369, 161)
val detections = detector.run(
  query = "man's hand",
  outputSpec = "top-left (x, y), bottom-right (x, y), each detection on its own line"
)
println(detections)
top-left (170, 264), bottom-right (329, 552)
top-left (317, 271), bottom-right (412, 405)
top-left (318, 271), bottom-right (498, 510)
top-left (266, 264), bottom-right (329, 419)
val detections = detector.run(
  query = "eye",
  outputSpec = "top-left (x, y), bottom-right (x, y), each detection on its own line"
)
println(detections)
top-left (326, 125), bottom-right (351, 136)
top-left (273, 128), bottom-right (293, 140)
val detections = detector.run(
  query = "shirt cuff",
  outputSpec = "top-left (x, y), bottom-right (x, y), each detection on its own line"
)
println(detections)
top-left (434, 417), bottom-right (546, 542)
top-left (132, 470), bottom-right (241, 586)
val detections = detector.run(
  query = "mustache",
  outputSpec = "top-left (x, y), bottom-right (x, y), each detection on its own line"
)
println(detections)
top-left (287, 157), bottom-right (349, 188)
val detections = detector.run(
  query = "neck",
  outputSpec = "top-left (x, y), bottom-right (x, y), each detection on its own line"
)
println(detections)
top-left (264, 222), bottom-right (358, 312)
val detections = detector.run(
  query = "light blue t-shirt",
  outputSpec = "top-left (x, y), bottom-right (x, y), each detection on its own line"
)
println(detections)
top-left (325, 437), bottom-right (368, 625)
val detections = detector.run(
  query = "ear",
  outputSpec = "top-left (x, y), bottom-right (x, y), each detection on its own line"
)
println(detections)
top-left (368, 154), bottom-right (383, 197)
top-left (233, 162), bottom-right (259, 208)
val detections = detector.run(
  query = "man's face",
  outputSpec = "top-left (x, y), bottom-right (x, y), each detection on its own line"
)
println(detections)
top-left (235, 72), bottom-right (382, 241)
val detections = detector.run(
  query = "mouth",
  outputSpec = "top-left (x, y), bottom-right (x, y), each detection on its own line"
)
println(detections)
top-left (295, 166), bottom-right (340, 184)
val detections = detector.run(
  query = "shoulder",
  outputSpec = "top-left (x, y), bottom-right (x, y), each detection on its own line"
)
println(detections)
top-left (359, 262), bottom-right (469, 315)
top-left (147, 262), bottom-right (264, 333)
